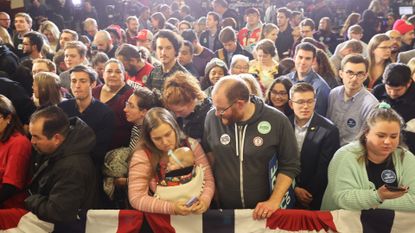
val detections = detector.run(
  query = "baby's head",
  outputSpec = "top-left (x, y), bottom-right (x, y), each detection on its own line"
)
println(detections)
top-left (167, 147), bottom-right (195, 171)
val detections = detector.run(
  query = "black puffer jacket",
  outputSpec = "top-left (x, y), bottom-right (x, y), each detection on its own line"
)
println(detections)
top-left (25, 117), bottom-right (99, 230)
top-left (0, 44), bottom-right (18, 78)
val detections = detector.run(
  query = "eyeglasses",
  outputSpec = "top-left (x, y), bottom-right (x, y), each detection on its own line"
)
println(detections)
top-left (215, 101), bottom-right (236, 116)
top-left (271, 90), bottom-right (288, 97)
top-left (291, 98), bottom-right (315, 106)
top-left (344, 70), bottom-right (366, 79)
top-left (377, 46), bottom-right (392, 50)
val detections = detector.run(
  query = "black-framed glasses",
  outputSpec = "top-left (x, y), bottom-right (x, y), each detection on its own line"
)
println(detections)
top-left (216, 101), bottom-right (236, 116)
top-left (344, 70), bottom-right (366, 79)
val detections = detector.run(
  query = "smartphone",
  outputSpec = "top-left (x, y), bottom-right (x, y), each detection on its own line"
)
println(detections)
top-left (185, 197), bottom-right (198, 207)
top-left (385, 184), bottom-right (408, 192)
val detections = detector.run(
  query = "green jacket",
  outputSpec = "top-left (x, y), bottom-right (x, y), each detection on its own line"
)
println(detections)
top-left (321, 141), bottom-right (415, 211)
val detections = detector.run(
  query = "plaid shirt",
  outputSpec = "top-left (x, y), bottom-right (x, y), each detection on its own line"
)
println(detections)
top-left (145, 61), bottom-right (188, 91)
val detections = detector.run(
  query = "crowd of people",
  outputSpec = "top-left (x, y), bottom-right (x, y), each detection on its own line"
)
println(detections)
top-left (0, 0), bottom-right (415, 231)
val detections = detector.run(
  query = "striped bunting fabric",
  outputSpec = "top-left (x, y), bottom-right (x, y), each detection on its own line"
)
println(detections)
top-left (1, 208), bottom-right (415, 232)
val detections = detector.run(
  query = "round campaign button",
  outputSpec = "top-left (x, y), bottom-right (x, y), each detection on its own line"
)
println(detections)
top-left (381, 169), bottom-right (397, 184)
top-left (258, 121), bottom-right (271, 134)
top-left (253, 136), bottom-right (263, 147)
top-left (220, 134), bottom-right (231, 145)
top-left (347, 118), bottom-right (356, 128)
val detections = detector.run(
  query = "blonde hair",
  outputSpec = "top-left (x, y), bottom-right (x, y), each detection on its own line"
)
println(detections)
top-left (0, 26), bottom-right (13, 47)
top-left (39, 20), bottom-right (60, 43)
top-left (239, 73), bottom-right (263, 99)
top-left (407, 57), bottom-right (415, 75)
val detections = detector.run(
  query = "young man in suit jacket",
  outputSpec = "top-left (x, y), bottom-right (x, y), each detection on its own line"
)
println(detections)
top-left (289, 82), bottom-right (340, 210)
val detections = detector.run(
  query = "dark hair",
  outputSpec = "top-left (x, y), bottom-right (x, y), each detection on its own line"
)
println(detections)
top-left (277, 58), bottom-right (295, 76)
top-left (0, 95), bottom-right (25, 142)
top-left (295, 42), bottom-right (316, 58)
top-left (115, 43), bottom-right (142, 60)
top-left (314, 49), bottom-right (338, 84)
top-left (255, 39), bottom-right (276, 57)
top-left (152, 29), bottom-right (182, 57)
top-left (289, 82), bottom-right (315, 99)
top-left (207, 11), bottom-right (221, 27)
top-left (213, 0), bottom-right (228, 8)
top-left (219, 26), bottom-right (236, 43)
top-left (357, 104), bottom-right (406, 164)
top-left (277, 7), bottom-right (292, 18)
top-left (133, 86), bottom-right (162, 110)
top-left (151, 12), bottom-right (166, 30)
top-left (91, 52), bottom-right (109, 67)
top-left (341, 54), bottom-right (369, 71)
top-left (265, 77), bottom-right (293, 107)
top-left (33, 72), bottom-right (62, 107)
top-left (222, 17), bottom-right (237, 29)
top-left (300, 18), bottom-right (315, 30)
top-left (30, 105), bottom-right (69, 139)
top-left (382, 63), bottom-right (412, 87)
top-left (69, 64), bottom-right (97, 83)
top-left (181, 29), bottom-right (198, 43)
top-left (182, 40), bottom-right (194, 54)
top-left (23, 31), bottom-right (44, 52)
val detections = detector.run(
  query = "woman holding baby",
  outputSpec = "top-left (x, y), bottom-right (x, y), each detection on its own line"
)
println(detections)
top-left (128, 107), bottom-right (215, 215)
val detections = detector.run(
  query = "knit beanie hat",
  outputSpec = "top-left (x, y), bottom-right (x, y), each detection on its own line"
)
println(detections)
top-left (393, 19), bottom-right (415, 35)
top-left (205, 58), bottom-right (229, 76)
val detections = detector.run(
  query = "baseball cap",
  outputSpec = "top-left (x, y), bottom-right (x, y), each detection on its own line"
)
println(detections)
top-left (136, 29), bottom-right (153, 41)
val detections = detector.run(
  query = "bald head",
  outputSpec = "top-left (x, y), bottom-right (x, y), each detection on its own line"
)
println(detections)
top-left (0, 12), bottom-right (10, 28)
top-left (212, 76), bottom-right (250, 104)
top-left (93, 30), bottom-right (113, 53)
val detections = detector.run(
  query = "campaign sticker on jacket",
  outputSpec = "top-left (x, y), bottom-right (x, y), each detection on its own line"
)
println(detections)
top-left (257, 121), bottom-right (271, 134)
top-left (347, 118), bottom-right (356, 128)
top-left (253, 136), bottom-right (263, 147)
top-left (220, 134), bottom-right (231, 145)
top-left (381, 169), bottom-right (397, 184)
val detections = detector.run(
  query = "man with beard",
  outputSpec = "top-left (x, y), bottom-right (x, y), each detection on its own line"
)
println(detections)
top-left (26, 106), bottom-right (99, 232)
top-left (22, 31), bottom-right (44, 61)
top-left (125, 16), bottom-right (140, 45)
top-left (116, 43), bottom-right (153, 89)
top-left (92, 30), bottom-right (117, 58)
top-left (393, 19), bottom-right (414, 52)
top-left (386, 30), bottom-right (402, 63)
top-left (202, 76), bottom-right (300, 219)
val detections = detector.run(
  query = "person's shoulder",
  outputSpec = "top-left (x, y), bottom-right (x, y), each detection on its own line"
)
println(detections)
top-left (330, 85), bottom-right (344, 95)
top-left (313, 113), bottom-right (337, 129)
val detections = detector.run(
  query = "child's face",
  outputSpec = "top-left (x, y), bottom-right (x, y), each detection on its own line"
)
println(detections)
top-left (167, 147), bottom-right (195, 171)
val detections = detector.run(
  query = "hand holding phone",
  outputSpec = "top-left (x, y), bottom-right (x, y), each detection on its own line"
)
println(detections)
top-left (385, 184), bottom-right (408, 192)
top-left (185, 197), bottom-right (198, 207)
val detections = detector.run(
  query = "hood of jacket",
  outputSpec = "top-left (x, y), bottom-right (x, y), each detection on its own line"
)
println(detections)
top-left (49, 117), bottom-right (96, 161)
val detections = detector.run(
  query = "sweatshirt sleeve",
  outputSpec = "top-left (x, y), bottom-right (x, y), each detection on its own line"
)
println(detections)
top-left (128, 150), bottom-right (175, 214)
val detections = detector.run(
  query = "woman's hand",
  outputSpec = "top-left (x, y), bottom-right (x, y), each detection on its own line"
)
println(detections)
top-left (377, 185), bottom-right (409, 202)
top-left (190, 199), bottom-right (209, 214)
top-left (174, 200), bottom-right (192, 216)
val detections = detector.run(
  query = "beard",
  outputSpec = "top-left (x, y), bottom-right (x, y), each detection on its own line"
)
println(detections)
top-left (126, 66), bottom-right (139, 76)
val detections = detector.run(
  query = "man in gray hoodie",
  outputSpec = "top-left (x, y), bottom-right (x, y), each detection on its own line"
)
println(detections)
top-left (202, 76), bottom-right (300, 220)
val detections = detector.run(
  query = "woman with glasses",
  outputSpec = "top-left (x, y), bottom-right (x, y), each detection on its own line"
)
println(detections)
top-left (128, 107), bottom-right (214, 215)
top-left (265, 77), bottom-right (293, 116)
top-left (93, 59), bottom-right (134, 149)
top-left (0, 95), bottom-right (31, 208)
top-left (322, 103), bottom-right (415, 211)
top-left (367, 33), bottom-right (392, 90)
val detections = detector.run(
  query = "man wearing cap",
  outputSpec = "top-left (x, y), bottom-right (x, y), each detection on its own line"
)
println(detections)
top-left (393, 19), bottom-right (415, 52)
top-left (136, 29), bottom-right (153, 52)
top-left (146, 29), bottom-right (189, 91)
top-left (238, 8), bottom-right (262, 53)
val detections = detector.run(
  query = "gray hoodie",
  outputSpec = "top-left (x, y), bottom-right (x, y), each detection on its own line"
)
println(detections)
top-left (202, 96), bottom-right (300, 209)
